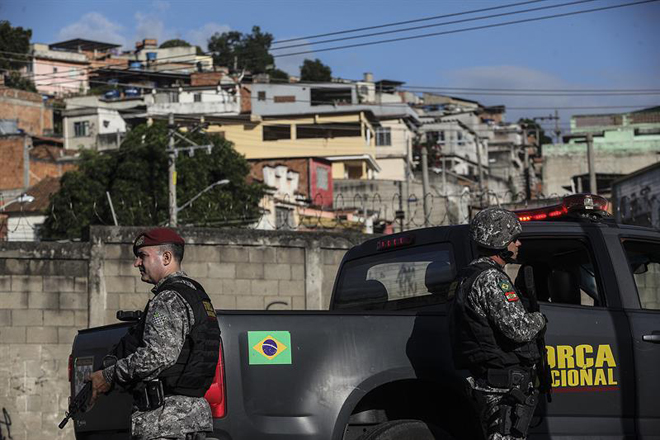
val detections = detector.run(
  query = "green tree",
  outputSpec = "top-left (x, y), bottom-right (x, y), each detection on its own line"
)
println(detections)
top-left (158, 38), bottom-right (205, 55)
top-left (300, 58), bottom-right (332, 82)
top-left (207, 26), bottom-right (276, 74)
top-left (42, 122), bottom-right (265, 239)
top-left (269, 68), bottom-right (289, 82)
top-left (0, 20), bottom-right (37, 92)
top-left (159, 39), bottom-right (191, 48)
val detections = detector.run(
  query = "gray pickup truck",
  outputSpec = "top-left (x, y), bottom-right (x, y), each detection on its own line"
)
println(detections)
top-left (68, 194), bottom-right (660, 439)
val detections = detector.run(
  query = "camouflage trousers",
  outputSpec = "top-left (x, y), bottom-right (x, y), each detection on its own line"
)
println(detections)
top-left (467, 377), bottom-right (537, 440)
top-left (136, 433), bottom-right (206, 440)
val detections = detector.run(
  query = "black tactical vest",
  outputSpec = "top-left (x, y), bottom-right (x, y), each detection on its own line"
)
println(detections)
top-left (449, 262), bottom-right (540, 377)
top-left (112, 276), bottom-right (220, 397)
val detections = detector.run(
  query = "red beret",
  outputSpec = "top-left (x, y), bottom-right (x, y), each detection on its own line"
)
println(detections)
top-left (133, 228), bottom-right (185, 256)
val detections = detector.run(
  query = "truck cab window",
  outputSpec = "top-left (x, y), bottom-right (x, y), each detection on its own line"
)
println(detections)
top-left (621, 240), bottom-right (660, 310)
top-left (506, 238), bottom-right (602, 307)
top-left (334, 243), bottom-right (456, 310)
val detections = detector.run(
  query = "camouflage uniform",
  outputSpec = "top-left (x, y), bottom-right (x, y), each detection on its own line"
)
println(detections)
top-left (103, 271), bottom-right (212, 440)
top-left (450, 207), bottom-right (546, 440)
top-left (463, 257), bottom-right (545, 440)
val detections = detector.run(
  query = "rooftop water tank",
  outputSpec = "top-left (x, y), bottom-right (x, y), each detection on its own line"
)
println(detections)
top-left (129, 61), bottom-right (143, 70)
top-left (104, 89), bottom-right (120, 100)
top-left (146, 52), bottom-right (157, 61)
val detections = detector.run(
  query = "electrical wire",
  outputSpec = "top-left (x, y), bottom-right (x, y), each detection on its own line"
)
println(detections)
top-left (271, 0), bottom-right (660, 58)
top-left (270, 0), bottom-right (598, 51)
top-left (3, 0), bottom-right (654, 84)
top-left (272, 0), bottom-right (550, 44)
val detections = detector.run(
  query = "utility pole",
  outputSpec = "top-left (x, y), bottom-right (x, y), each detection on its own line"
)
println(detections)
top-left (586, 133), bottom-right (597, 194)
top-left (168, 113), bottom-right (178, 227)
top-left (475, 136), bottom-right (484, 206)
top-left (167, 113), bottom-right (216, 227)
top-left (397, 181), bottom-right (405, 233)
top-left (441, 154), bottom-right (447, 197)
top-left (522, 127), bottom-right (531, 200)
top-left (421, 146), bottom-right (430, 227)
top-left (555, 109), bottom-right (561, 144)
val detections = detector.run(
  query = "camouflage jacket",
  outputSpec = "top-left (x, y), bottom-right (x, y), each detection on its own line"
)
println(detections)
top-left (467, 257), bottom-right (545, 344)
top-left (103, 271), bottom-right (212, 439)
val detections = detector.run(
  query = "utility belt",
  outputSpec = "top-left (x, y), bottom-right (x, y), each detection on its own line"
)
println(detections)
top-left (477, 367), bottom-right (539, 438)
top-left (132, 379), bottom-right (168, 412)
top-left (484, 366), bottom-right (534, 389)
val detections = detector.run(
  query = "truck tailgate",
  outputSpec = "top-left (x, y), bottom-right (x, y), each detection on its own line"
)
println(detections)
top-left (213, 309), bottom-right (455, 440)
top-left (71, 322), bottom-right (133, 439)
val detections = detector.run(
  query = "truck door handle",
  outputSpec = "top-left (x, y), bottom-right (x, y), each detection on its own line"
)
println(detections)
top-left (642, 333), bottom-right (660, 343)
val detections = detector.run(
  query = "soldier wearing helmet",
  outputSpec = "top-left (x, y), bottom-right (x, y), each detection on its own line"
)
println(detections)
top-left (449, 207), bottom-right (546, 440)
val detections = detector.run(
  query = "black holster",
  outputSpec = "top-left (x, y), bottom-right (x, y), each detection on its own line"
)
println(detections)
top-left (497, 387), bottom-right (539, 437)
top-left (133, 380), bottom-right (165, 412)
top-left (485, 367), bottom-right (538, 437)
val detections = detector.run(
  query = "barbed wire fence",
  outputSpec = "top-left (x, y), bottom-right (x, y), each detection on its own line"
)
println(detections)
top-left (12, 184), bottom-right (656, 240)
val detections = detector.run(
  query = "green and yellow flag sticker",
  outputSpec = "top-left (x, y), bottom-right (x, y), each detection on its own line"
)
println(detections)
top-left (248, 331), bottom-right (292, 365)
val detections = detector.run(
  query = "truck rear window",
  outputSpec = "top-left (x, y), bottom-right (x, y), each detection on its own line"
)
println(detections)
top-left (333, 243), bottom-right (456, 310)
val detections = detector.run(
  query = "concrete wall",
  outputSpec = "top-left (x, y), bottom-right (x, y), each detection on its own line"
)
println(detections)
top-left (334, 177), bottom-right (462, 228)
top-left (542, 143), bottom-right (660, 196)
top-left (0, 226), bottom-right (367, 439)
top-left (612, 164), bottom-right (660, 228)
top-left (0, 242), bottom-right (89, 440)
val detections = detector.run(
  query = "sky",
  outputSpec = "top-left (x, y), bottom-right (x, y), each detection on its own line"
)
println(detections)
top-left (2, 0), bottom-right (659, 132)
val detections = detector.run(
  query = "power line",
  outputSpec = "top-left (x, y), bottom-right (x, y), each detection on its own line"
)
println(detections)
top-left (271, 0), bottom-right (597, 51)
top-left (272, 0), bottom-right (550, 44)
top-left (272, 0), bottom-right (659, 58)
top-left (25, 70), bottom-right (660, 101)
top-left (2, 0), bottom-right (656, 88)
top-left (0, 1), bottom-right (629, 83)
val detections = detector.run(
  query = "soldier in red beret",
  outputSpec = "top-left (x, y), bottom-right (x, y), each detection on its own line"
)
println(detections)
top-left (88, 227), bottom-right (220, 440)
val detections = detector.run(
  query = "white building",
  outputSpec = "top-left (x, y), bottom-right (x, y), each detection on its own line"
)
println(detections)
top-left (148, 85), bottom-right (240, 117)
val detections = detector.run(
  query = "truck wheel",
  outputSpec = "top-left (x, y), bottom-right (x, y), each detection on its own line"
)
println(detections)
top-left (360, 419), bottom-right (453, 440)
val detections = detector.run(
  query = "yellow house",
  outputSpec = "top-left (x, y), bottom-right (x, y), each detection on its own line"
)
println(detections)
top-left (207, 111), bottom-right (381, 180)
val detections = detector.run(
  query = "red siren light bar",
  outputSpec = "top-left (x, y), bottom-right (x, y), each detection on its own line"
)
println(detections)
top-left (514, 194), bottom-right (608, 222)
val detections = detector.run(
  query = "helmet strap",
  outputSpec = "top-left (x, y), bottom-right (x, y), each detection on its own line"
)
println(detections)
top-left (498, 249), bottom-right (516, 264)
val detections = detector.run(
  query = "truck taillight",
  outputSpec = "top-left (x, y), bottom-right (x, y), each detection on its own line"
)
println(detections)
top-left (68, 355), bottom-right (73, 383)
top-left (204, 340), bottom-right (226, 418)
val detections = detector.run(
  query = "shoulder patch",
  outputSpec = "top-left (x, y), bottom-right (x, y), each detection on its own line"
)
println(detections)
top-left (504, 291), bottom-right (519, 302)
top-left (202, 300), bottom-right (217, 318)
top-left (498, 281), bottom-right (512, 292)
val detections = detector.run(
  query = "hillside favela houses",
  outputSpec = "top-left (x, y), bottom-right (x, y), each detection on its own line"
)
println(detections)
top-left (3, 31), bottom-right (658, 237)
top-left (543, 107), bottom-right (660, 197)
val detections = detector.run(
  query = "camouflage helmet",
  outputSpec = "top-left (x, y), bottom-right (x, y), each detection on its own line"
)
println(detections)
top-left (470, 207), bottom-right (522, 250)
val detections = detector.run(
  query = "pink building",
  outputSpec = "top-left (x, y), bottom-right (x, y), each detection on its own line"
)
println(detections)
top-left (28, 43), bottom-right (90, 97)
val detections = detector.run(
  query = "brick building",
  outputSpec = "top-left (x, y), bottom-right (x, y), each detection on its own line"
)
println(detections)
top-left (0, 87), bottom-right (54, 136)
top-left (0, 134), bottom-right (76, 193)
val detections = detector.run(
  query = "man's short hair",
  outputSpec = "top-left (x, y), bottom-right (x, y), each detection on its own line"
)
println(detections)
top-left (160, 242), bottom-right (184, 263)
top-left (133, 227), bottom-right (185, 257)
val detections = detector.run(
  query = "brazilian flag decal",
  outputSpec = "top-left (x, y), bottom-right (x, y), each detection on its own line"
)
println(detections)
top-left (248, 331), bottom-right (292, 365)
